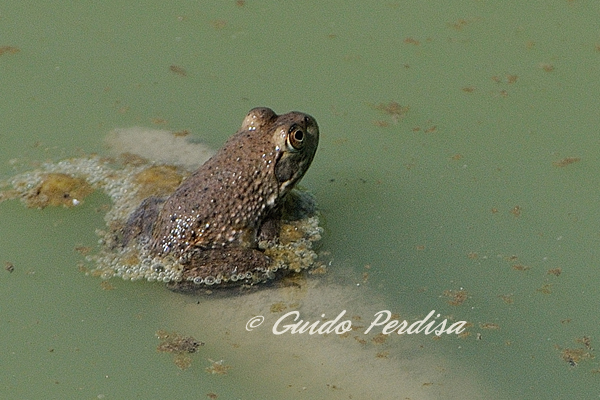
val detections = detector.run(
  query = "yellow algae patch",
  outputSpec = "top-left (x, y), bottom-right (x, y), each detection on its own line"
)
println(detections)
top-left (24, 173), bottom-right (93, 208)
top-left (278, 222), bottom-right (307, 245)
top-left (133, 165), bottom-right (183, 199)
top-left (261, 217), bottom-right (322, 274)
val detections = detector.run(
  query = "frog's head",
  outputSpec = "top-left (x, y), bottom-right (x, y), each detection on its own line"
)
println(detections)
top-left (259, 109), bottom-right (319, 196)
top-left (238, 107), bottom-right (319, 203)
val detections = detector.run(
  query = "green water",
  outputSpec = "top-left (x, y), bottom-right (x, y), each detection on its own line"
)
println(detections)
top-left (2, 1), bottom-right (600, 399)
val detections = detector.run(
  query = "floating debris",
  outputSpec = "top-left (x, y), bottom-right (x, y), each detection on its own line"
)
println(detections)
top-left (498, 294), bottom-right (514, 304)
top-left (210, 20), bottom-right (227, 30)
top-left (371, 102), bottom-right (409, 123)
top-left (100, 281), bottom-right (115, 290)
top-left (375, 351), bottom-right (389, 359)
top-left (552, 157), bottom-right (580, 167)
top-left (557, 337), bottom-right (594, 367)
top-left (156, 330), bottom-right (204, 370)
top-left (510, 205), bottom-right (522, 217)
top-left (536, 283), bottom-right (553, 294)
top-left (547, 268), bottom-right (562, 276)
top-left (0, 46), bottom-right (20, 56)
top-left (4, 261), bottom-right (14, 273)
top-left (206, 359), bottom-right (231, 375)
top-left (270, 302), bottom-right (288, 313)
top-left (169, 65), bottom-right (187, 77)
top-left (479, 323), bottom-right (500, 330)
top-left (443, 289), bottom-right (468, 306)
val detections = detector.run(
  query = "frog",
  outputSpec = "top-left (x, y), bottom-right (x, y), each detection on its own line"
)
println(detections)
top-left (122, 107), bottom-right (319, 291)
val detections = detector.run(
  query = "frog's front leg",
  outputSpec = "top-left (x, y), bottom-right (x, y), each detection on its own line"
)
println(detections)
top-left (256, 190), bottom-right (317, 243)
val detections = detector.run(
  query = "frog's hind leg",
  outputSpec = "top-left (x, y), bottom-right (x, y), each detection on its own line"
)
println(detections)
top-left (121, 196), bottom-right (165, 247)
top-left (175, 248), bottom-right (272, 288)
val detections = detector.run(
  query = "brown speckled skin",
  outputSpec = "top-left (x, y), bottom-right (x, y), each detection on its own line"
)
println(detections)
top-left (147, 107), bottom-right (319, 283)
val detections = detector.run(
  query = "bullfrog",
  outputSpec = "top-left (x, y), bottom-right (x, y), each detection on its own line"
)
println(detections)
top-left (122, 107), bottom-right (320, 290)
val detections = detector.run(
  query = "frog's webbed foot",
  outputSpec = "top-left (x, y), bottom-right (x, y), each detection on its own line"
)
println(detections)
top-left (121, 196), bottom-right (164, 247)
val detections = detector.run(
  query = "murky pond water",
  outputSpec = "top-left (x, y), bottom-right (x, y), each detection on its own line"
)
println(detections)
top-left (1, 1), bottom-right (600, 399)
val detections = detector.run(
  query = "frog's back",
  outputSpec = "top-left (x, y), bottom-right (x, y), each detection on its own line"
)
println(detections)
top-left (150, 128), bottom-right (279, 257)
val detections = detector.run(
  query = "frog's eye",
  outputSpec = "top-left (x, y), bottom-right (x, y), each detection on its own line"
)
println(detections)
top-left (287, 124), bottom-right (305, 150)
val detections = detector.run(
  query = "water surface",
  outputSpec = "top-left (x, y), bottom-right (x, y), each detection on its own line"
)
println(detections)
top-left (1, 1), bottom-right (599, 399)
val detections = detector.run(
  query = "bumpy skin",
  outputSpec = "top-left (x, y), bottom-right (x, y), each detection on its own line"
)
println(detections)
top-left (134, 107), bottom-right (319, 286)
